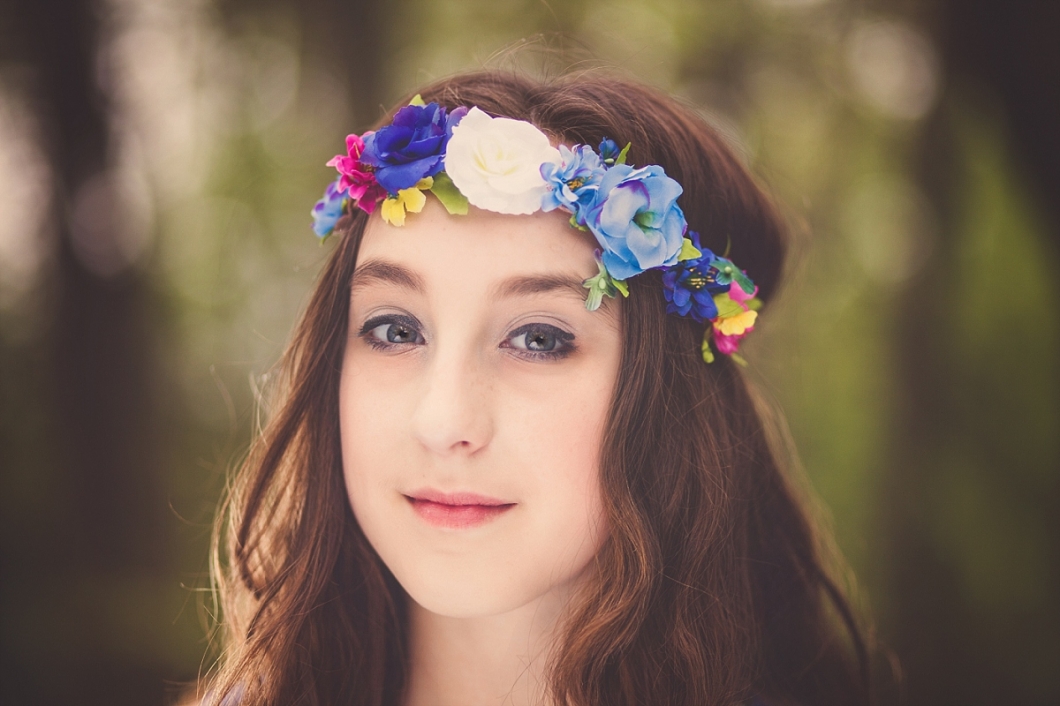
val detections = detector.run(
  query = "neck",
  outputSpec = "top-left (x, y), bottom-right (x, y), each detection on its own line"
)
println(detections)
top-left (403, 589), bottom-right (573, 706)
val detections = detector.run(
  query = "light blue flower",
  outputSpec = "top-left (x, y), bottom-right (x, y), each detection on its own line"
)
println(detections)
top-left (583, 164), bottom-right (687, 280)
top-left (540, 144), bottom-right (605, 221)
top-left (311, 178), bottom-right (348, 238)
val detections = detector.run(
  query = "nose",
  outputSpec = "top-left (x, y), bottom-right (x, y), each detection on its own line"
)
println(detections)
top-left (410, 345), bottom-right (493, 456)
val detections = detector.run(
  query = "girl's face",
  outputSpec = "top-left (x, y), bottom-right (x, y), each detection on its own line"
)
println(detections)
top-left (339, 199), bottom-right (621, 618)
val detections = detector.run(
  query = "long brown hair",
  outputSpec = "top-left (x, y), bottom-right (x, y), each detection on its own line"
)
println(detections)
top-left (206, 70), bottom-right (871, 706)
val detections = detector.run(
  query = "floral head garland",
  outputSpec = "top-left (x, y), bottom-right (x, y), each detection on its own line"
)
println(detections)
top-left (312, 96), bottom-right (761, 363)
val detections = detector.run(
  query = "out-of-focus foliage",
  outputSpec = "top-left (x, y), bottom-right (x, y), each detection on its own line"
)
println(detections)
top-left (0, 0), bottom-right (1056, 703)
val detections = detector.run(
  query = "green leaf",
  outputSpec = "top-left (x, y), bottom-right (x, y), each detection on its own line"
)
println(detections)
top-left (584, 286), bottom-right (604, 311)
top-left (568, 213), bottom-right (588, 231)
top-left (429, 172), bottom-right (469, 215)
top-left (713, 292), bottom-right (743, 319)
top-left (730, 266), bottom-right (755, 294)
top-left (678, 237), bottom-right (702, 262)
top-left (701, 334), bottom-right (716, 364)
top-left (582, 260), bottom-right (625, 310)
top-left (409, 93), bottom-right (426, 106)
top-left (616, 142), bottom-right (632, 166)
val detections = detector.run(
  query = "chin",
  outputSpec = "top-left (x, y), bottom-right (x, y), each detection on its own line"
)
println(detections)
top-left (399, 570), bottom-right (545, 619)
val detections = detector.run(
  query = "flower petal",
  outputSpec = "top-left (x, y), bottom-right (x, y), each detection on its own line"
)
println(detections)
top-left (376, 155), bottom-right (444, 193)
top-left (400, 185), bottom-right (428, 214)
top-left (715, 309), bottom-right (757, 336)
top-left (445, 108), bottom-right (559, 215)
top-left (672, 286), bottom-right (690, 308)
top-left (380, 197), bottom-right (405, 226)
top-left (624, 223), bottom-right (665, 269)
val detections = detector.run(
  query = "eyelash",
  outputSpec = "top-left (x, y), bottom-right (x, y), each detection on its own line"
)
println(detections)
top-left (501, 322), bottom-right (576, 360)
top-left (359, 314), bottom-right (424, 351)
top-left (357, 315), bottom-right (576, 360)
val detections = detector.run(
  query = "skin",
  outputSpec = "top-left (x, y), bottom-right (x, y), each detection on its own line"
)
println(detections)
top-left (339, 198), bottom-right (622, 706)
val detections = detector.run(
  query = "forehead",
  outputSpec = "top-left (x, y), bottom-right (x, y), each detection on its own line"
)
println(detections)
top-left (355, 199), bottom-right (600, 295)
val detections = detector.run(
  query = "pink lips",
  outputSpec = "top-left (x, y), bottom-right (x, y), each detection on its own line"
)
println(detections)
top-left (406, 489), bottom-right (515, 529)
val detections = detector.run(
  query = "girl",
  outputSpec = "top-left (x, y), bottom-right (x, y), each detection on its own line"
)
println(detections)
top-left (207, 70), bottom-right (870, 706)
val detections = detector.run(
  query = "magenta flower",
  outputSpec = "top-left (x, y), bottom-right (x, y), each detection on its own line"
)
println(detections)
top-left (326, 133), bottom-right (387, 213)
top-left (712, 329), bottom-right (746, 355)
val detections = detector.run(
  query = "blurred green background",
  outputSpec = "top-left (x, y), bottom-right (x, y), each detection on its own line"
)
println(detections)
top-left (0, 0), bottom-right (1057, 704)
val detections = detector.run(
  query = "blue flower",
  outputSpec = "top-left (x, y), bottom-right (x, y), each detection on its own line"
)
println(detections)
top-left (540, 144), bottom-right (605, 220)
top-left (583, 164), bottom-right (687, 281)
top-left (311, 178), bottom-right (348, 238)
top-left (360, 103), bottom-right (467, 194)
top-left (598, 138), bottom-right (621, 165)
top-left (661, 232), bottom-right (730, 321)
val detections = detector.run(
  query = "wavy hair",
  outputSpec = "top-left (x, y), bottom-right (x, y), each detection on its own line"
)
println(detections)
top-left (206, 70), bottom-right (870, 706)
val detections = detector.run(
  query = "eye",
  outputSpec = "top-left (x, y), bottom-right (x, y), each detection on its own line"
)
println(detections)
top-left (359, 314), bottom-right (425, 349)
top-left (503, 323), bottom-right (575, 359)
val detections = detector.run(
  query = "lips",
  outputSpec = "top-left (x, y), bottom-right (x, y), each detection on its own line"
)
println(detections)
top-left (405, 489), bottom-right (515, 529)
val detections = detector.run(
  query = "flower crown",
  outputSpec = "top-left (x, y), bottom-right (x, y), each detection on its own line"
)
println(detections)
top-left (312, 96), bottom-right (761, 363)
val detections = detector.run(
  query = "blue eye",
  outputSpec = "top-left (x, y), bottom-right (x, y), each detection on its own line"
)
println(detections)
top-left (360, 314), bottom-right (424, 348)
top-left (504, 323), bottom-right (575, 359)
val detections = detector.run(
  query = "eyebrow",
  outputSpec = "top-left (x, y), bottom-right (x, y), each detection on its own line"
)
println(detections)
top-left (350, 259), bottom-right (425, 293)
top-left (351, 259), bottom-right (589, 303)
top-left (492, 274), bottom-right (589, 303)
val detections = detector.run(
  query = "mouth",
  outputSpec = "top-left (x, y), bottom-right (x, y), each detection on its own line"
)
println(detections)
top-left (404, 490), bottom-right (516, 529)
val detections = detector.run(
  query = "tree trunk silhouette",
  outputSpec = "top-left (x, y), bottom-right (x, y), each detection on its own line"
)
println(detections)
top-left (884, 2), bottom-right (1060, 704)
top-left (0, 0), bottom-right (167, 704)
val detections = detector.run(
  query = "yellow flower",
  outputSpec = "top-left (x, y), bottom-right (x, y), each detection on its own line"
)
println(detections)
top-left (381, 177), bottom-right (434, 226)
top-left (715, 309), bottom-right (757, 336)
top-left (710, 291), bottom-right (758, 336)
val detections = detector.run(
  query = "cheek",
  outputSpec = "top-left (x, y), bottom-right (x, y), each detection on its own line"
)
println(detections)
top-left (520, 403), bottom-right (606, 516)
top-left (338, 360), bottom-right (412, 519)
top-left (503, 379), bottom-right (612, 571)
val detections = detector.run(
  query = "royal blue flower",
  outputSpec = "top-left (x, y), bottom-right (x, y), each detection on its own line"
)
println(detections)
top-left (311, 178), bottom-right (348, 238)
top-left (360, 103), bottom-right (468, 194)
top-left (598, 138), bottom-right (621, 165)
top-left (540, 144), bottom-right (606, 220)
top-left (661, 232), bottom-right (730, 321)
top-left (583, 164), bottom-right (687, 281)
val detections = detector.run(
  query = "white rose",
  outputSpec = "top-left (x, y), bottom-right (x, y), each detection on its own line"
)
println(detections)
top-left (444, 107), bottom-right (561, 215)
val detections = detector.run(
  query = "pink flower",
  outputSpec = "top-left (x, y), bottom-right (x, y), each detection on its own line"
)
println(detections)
top-left (727, 280), bottom-right (758, 303)
top-left (327, 133), bottom-right (387, 213)
top-left (712, 328), bottom-right (748, 355)
top-left (707, 280), bottom-right (759, 356)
